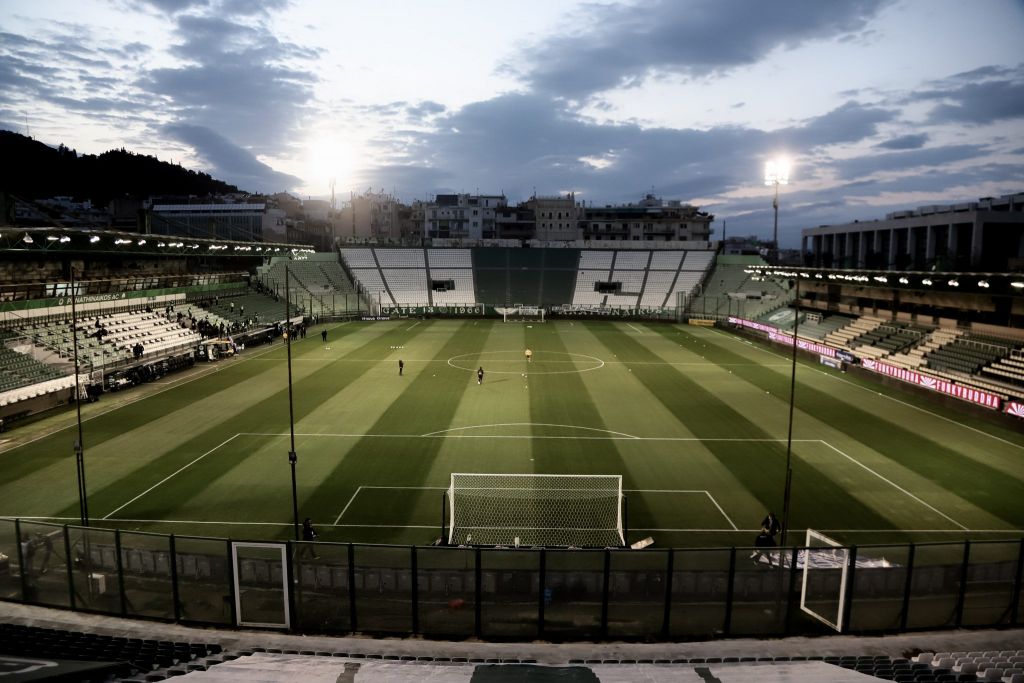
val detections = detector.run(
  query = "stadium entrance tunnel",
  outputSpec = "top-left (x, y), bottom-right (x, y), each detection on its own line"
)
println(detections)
top-left (447, 350), bottom-right (605, 375)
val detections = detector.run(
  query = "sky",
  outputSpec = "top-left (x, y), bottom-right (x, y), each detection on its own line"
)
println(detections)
top-left (1, 0), bottom-right (1023, 246)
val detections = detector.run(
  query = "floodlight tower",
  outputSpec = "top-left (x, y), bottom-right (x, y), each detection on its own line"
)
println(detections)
top-left (764, 158), bottom-right (791, 265)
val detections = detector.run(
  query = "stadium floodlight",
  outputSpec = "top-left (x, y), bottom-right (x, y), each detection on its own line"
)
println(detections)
top-left (22, 234), bottom-right (33, 244)
top-left (764, 157), bottom-right (791, 266)
top-left (898, 277), bottom-right (909, 284)
top-left (1012, 282), bottom-right (1024, 289)
top-left (978, 280), bottom-right (989, 288)
top-left (137, 239), bottom-right (146, 246)
top-left (948, 279), bottom-right (959, 287)
top-left (47, 235), bottom-right (58, 241)
top-left (60, 236), bottom-right (70, 243)
top-left (922, 278), bottom-right (933, 286)
top-left (90, 235), bottom-right (100, 243)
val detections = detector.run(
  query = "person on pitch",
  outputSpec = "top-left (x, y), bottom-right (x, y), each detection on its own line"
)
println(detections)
top-left (762, 511), bottom-right (781, 540)
top-left (525, 348), bottom-right (532, 363)
top-left (477, 366), bottom-right (484, 385)
top-left (399, 359), bottom-right (404, 376)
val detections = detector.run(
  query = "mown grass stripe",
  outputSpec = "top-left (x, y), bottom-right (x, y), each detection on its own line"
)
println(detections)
top-left (64, 322), bottom-right (427, 521)
top-left (658, 324), bottom-right (1024, 529)
top-left (596, 322), bottom-right (897, 534)
top-left (300, 321), bottom-right (492, 541)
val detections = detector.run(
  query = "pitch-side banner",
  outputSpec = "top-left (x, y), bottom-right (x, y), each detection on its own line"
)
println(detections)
top-left (1004, 401), bottom-right (1024, 418)
top-left (860, 359), bottom-right (1001, 410)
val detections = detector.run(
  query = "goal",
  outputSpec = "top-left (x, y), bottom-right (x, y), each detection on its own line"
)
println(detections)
top-left (445, 473), bottom-right (624, 547)
top-left (502, 305), bottom-right (545, 323)
top-left (799, 529), bottom-right (850, 632)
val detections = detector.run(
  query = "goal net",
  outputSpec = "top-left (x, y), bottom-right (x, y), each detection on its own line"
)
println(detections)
top-left (800, 529), bottom-right (850, 632)
top-left (502, 305), bottom-right (545, 323)
top-left (446, 473), bottom-right (624, 547)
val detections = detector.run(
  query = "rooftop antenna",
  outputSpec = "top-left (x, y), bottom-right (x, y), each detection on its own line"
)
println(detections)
top-left (330, 178), bottom-right (336, 211)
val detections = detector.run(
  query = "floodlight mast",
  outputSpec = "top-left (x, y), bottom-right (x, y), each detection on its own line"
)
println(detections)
top-left (70, 265), bottom-right (89, 527)
top-left (285, 266), bottom-right (299, 541)
top-left (764, 159), bottom-right (790, 266)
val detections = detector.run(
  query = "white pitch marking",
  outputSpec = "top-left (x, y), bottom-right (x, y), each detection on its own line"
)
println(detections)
top-left (241, 431), bottom-right (814, 442)
top-left (102, 433), bottom-right (242, 520)
top-left (705, 491), bottom-right (739, 530)
top-left (422, 423), bottom-right (640, 439)
top-left (406, 321), bottom-right (421, 330)
top-left (627, 323), bottom-right (645, 334)
top-left (820, 440), bottom-right (969, 531)
top-left (334, 486), bottom-right (363, 525)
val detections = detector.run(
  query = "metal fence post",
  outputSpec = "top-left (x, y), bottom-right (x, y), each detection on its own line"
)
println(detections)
top-left (538, 548), bottom-right (547, 640)
top-left (347, 544), bottom-right (357, 632)
top-left (114, 529), bottom-right (127, 616)
top-left (474, 547), bottom-right (482, 639)
top-left (954, 540), bottom-right (971, 627)
top-left (225, 539), bottom-right (237, 625)
top-left (600, 549), bottom-right (611, 639)
top-left (842, 545), bottom-right (858, 633)
top-left (14, 519), bottom-right (29, 602)
top-left (64, 526), bottom-right (76, 610)
top-left (1010, 538), bottom-right (1024, 626)
top-left (410, 546), bottom-right (419, 635)
top-left (723, 547), bottom-right (736, 636)
top-left (661, 549), bottom-right (674, 639)
top-left (169, 534), bottom-right (180, 621)
top-left (899, 543), bottom-right (916, 630)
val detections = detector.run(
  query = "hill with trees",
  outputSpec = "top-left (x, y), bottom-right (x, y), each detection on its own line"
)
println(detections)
top-left (0, 130), bottom-right (239, 205)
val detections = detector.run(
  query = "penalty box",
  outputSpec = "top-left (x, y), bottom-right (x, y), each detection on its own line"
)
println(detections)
top-left (333, 486), bottom-right (737, 533)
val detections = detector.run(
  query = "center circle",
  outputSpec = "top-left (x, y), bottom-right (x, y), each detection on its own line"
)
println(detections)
top-left (447, 350), bottom-right (605, 375)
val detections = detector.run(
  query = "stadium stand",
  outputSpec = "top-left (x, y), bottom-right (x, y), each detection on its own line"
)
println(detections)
top-left (375, 248), bottom-right (426, 268)
top-left (572, 268), bottom-right (610, 306)
top-left (427, 248), bottom-right (472, 268)
top-left (338, 248), bottom-right (378, 268)
top-left (796, 313), bottom-right (852, 340)
top-left (0, 622), bottom-right (224, 680)
top-left (430, 268), bottom-right (476, 306)
top-left (207, 293), bottom-right (296, 327)
top-left (259, 255), bottom-right (360, 316)
top-left (685, 257), bottom-right (786, 319)
top-left (383, 268), bottom-right (429, 305)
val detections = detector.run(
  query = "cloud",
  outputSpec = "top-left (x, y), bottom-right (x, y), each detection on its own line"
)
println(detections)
top-left (509, 0), bottom-right (891, 99)
top-left (140, 13), bottom-right (320, 155)
top-left (875, 133), bottom-right (928, 150)
top-left (832, 145), bottom-right (987, 180)
top-left (162, 123), bottom-right (301, 192)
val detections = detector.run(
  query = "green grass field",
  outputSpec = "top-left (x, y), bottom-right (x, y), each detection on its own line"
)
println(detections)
top-left (3, 319), bottom-right (1023, 548)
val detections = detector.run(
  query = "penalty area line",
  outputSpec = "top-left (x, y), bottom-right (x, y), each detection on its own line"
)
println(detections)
top-left (820, 440), bottom-right (968, 531)
top-left (102, 433), bottom-right (242, 521)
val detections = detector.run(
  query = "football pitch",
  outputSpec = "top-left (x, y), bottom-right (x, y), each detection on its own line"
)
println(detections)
top-left (2, 319), bottom-right (1023, 549)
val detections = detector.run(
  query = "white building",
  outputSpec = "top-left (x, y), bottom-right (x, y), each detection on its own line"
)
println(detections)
top-left (424, 193), bottom-right (506, 240)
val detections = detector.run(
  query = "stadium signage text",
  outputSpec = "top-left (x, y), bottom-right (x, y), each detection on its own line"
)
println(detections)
top-left (860, 359), bottom-right (1001, 409)
top-left (1005, 401), bottom-right (1024, 418)
top-left (381, 305), bottom-right (484, 316)
top-left (767, 330), bottom-right (836, 357)
top-left (56, 292), bottom-right (127, 306)
top-left (820, 355), bottom-right (842, 369)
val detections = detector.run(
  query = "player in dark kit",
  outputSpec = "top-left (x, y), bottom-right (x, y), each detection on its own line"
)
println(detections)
top-left (399, 359), bottom-right (404, 376)
top-left (477, 366), bottom-right (484, 384)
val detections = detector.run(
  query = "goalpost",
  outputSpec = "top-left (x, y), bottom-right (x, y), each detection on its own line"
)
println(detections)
top-left (502, 305), bottom-right (545, 323)
top-left (446, 473), bottom-right (624, 547)
top-left (800, 528), bottom-right (851, 632)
